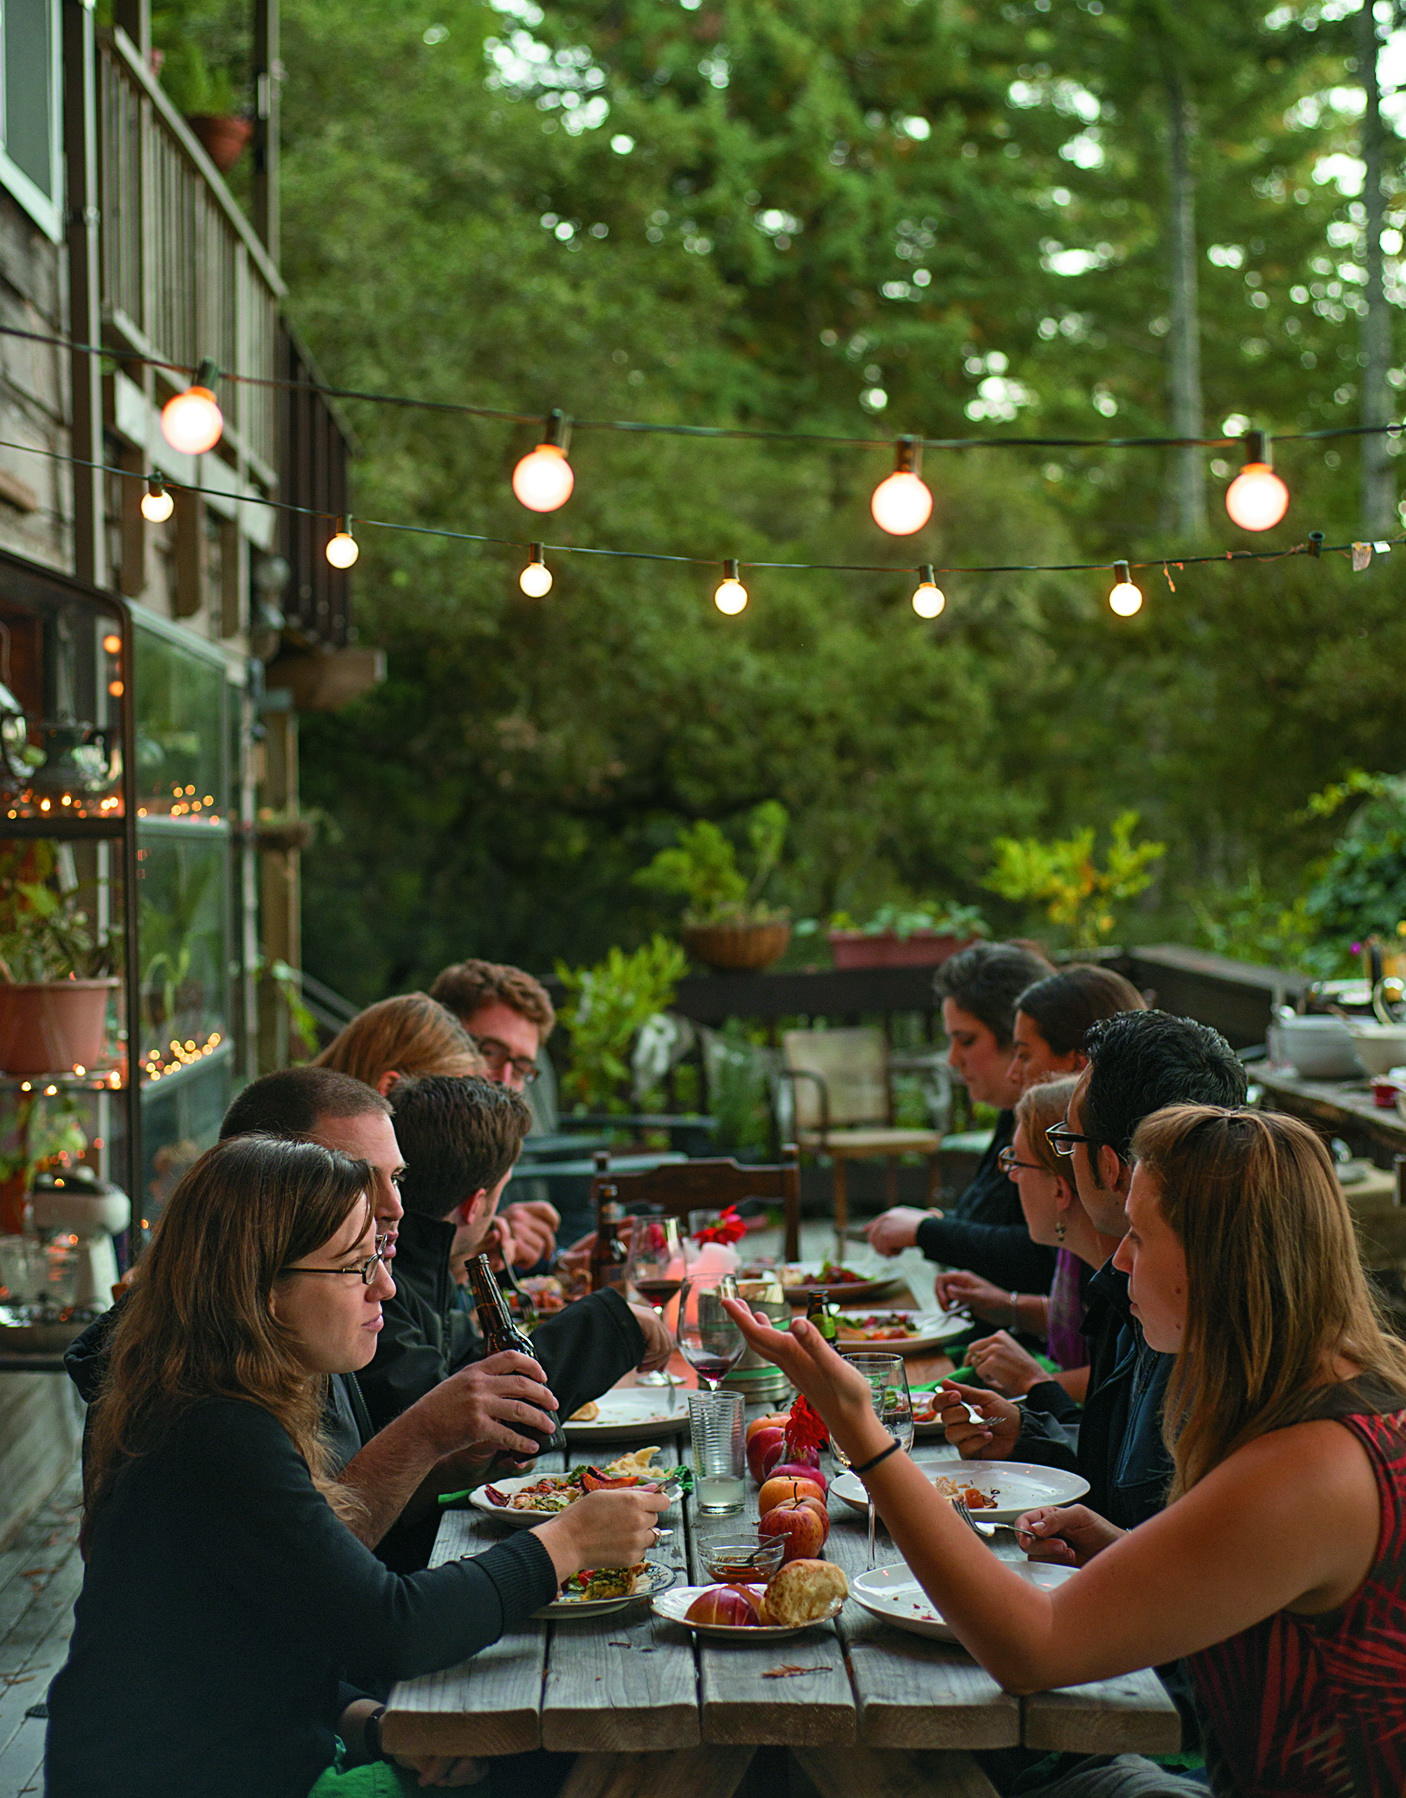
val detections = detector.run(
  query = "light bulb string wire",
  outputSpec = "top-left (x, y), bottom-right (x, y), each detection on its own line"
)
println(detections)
top-left (0, 430), bottom-right (1396, 579)
top-left (3, 318), bottom-right (1405, 455)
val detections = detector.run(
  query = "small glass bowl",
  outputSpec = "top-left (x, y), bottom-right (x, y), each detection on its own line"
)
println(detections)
top-left (701, 1536), bottom-right (785, 1585)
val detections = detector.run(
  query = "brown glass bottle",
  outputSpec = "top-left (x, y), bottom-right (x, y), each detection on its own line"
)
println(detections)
top-left (466, 1254), bottom-right (557, 1459)
top-left (590, 1194), bottom-right (629, 1294)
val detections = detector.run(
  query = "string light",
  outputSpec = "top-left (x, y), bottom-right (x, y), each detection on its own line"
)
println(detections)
top-left (1224, 429), bottom-right (1290, 532)
top-left (1108, 560), bottom-right (1143, 617)
top-left (139, 474), bottom-right (174, 523)
top-left (713, 558), bottom-right (748, 614)
top-left (325, 516), bottom-right (359, 568)
top-left (518, 544), bottom-right (553, 597)
top-left (512, 410), bottom-right (574, 512)
top-left (160, 359), bottom-right (223, 455)
top-left (911, 564), bottom-right (946, 618)
top-left (871, 437), bottom-right (934, 536)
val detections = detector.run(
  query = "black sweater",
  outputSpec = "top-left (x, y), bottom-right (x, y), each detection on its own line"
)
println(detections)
top-left (45, 1396), bottom-right (557, 1798)
top-left (913, 1112), bottom-right (1057, 1294)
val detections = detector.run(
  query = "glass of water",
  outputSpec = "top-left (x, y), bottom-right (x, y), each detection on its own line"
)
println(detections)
top-left (687, 1389), bottom-right (746, 1515)
top-left (843, 1352), bottom-right (914, 1566)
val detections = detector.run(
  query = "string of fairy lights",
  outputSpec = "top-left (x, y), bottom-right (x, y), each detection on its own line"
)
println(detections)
top-left (4, 322), bottom-right (1404, 619)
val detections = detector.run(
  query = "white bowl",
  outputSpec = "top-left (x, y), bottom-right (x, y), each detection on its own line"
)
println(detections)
top-left (1344, 1023), bottom-right (1406, 1077)
top-left (1278, 1015), bottom-right (1363, 1080)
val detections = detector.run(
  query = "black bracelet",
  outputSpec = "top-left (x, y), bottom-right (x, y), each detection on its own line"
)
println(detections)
top-left (362, 1705), bottom-right (387, 1763)
top-left (850, 1436), bottom-right (903, 1478)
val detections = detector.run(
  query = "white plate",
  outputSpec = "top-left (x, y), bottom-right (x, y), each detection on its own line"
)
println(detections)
top-left (833, 1310), bottom-right (973, 1355)
top-left (653, 1583), bottom-right (844, 1639)
top-left (780, 1267), bottom-right (903, 1303)
top-left (534, 1561), bottom-right (676, 1619)
top-left (563, 1389), bottom-right (689, 1440)
top-left (470, 1472), bottom-right (583, 1528)
top-left (852, 1561), bottom-right (1075, 1642)
top-left (832, 1459), bottom-right (1089, 1525)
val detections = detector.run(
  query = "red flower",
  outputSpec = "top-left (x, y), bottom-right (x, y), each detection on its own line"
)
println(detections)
top-left (692, 1205), bottom-right (747, 1246)
top-left (785, 1393), bottom-right (829, 1455)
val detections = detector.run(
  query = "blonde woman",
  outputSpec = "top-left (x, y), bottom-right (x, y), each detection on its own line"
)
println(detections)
top-left (312, 992), bottom-right (486, 1092)
top-left (727, 1107), bottom-right (1406, 1798)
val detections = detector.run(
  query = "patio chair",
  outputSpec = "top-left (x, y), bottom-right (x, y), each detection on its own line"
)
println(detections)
top-left (779, 1025), bottom-right (943, 1248)
top-left (590, 1143), bottom-right (803, 1263)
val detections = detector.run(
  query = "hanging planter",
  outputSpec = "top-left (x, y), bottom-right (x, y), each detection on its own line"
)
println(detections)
top-left (681, 920), bottom-right (791, 973)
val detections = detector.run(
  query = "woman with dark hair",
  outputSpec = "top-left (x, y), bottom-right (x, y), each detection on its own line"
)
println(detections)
top-left (45, 1135), bottom-right (667, 1798)
top-left (729, 1106), bottom-right (1406, 1798)
top-left (1009, 965), bottom-right (1147, 1090)
top-left (865, 940), bottom-right (1054, 1294)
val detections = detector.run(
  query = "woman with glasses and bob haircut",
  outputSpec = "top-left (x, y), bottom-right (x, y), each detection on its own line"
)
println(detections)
top-left (727, 1106), bottom-right (1406, 1798)
top-left (45, 1135), bottom-right (667, 1798)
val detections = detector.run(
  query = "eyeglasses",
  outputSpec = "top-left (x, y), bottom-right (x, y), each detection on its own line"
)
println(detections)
top-left (280, 1245), bottom-right (390, 1287)
top-left (1044, 1121), bottom-right (1096, 1159)
top-left (997, 1145), bottom-right (1045, 1175)
top-left (470, 1035), bottom-right (540, 1085)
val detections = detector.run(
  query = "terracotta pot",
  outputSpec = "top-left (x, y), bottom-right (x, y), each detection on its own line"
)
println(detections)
top-left (681, 920), bottom-right (791, 973)
top-left (186, 113), bottom-right (254, 172)
top-left (0, 979), bottom-right (118, 1076)
top-left (828, 929), bottom-right (975, 971)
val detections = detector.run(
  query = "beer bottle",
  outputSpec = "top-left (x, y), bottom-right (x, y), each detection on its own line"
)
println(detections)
top-left (590, 1194), bottom-right (629, 1294)
top-left (466, 1254), bottom-right (557, 1458)
top-left (806, 1291), bottom-right (839, 1344)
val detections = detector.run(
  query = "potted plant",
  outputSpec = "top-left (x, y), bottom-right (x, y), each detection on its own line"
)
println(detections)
top-left (798, 900), bottom-right (989, 970)
top-left (634, 801), bottom-right (791, 972)
top-left (554, 936), bottom-right (689, 1115)
top-left (0, 844), bottom-right (121, 1081)
top-left (156, 37), bottom-right (253, 172)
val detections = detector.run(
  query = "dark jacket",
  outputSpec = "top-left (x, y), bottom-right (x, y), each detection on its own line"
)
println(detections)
top-left (914, 1112), bottom-right (1057, 1295)
top-left (356, 1211), bottom-right (646, 1437)
top-left (44, 1396), bottom-right (556, 1798)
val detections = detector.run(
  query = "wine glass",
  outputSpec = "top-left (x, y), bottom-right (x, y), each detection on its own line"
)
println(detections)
top-left (627, 1213), bottom-right (686, 1386)
top-left (843, 1352), bottom-right (914, 1567)
top-left (676, 1272), bottom-right (744, 1392)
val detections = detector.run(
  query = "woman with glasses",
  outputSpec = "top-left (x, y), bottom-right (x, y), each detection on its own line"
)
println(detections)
top-left (728, 1106), bottom-right (1406, 1798)
top-left (45, 1134), bottom-right (667, 1798)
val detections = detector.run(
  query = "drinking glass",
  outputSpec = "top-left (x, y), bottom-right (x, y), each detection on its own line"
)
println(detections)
top-left (627, 1214), bottom-right (685, 1386)
top-left (687, 1390), bottom-right (746, 1515)
top-left (676, 1272), bottom-right (743, 1392)
top-left (843, 1352), bottom-right (914, 1567)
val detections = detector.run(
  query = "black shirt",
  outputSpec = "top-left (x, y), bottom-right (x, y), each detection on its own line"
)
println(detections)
top-left (914, 1112), bottom-right (1057, 1295)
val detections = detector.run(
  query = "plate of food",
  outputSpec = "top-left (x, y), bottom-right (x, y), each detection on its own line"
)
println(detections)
top-left (563, 1389), bottom-right (689, 1441)
top-left (831, 1459), bottom-right (1089, 1525)
top-left (851, 1561), bottom-right (1074, 1642)
top-left (469, 1448), bottom-right (684, 1528)
top-left (832, 1309), bottom-right (973, 1354)
top-left (534, 1560), bottom-right (676, 1618)
top-left (654, 1561), bottom-right (848, 1639)
top-left (780, 1262), bottom-right (903, 1303)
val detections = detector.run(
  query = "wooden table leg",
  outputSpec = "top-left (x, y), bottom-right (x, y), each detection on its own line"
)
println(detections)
top-left (793, 1743), bottom-right (1000, 1798)
top-left (557, 1745), bottom-right (756, 1798)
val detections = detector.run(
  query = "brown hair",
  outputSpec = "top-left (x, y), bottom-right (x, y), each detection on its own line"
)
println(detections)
top-left (1015, 965), bottom-right (1146, 1058)
top-left (83, 1135), bottom-right (373, 1548)
top-left (1131, 1104), bottom-right (1406, 1498)
top-left (390, 1075), bottom-right (533, 1219)
top-left (430, 959), bottom-right (556, 1039)
top-left (220, 1066), bottom-right (389, 1141)
top-left (1013, 1075), bottom-right (1081, 1182)
top-left (311, 993), bottom-right (485, 1086)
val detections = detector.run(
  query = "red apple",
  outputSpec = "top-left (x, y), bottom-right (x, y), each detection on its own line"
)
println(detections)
top-left (745, 1426), bottom-right (786, 1483)
top-left (759, 1499), bottom-right (830, 1563)
top-left (745, 1412), bottom-right (790, 1445)
top-left (757, 1474), bottom-right (827, 1514)
top-left (769, 1458), bottom-right (826, 1489)
top-left (686, 1584), bottom-right (761, 1627)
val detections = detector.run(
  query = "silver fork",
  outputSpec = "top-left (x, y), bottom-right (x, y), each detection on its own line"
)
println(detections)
top-left (952, 1497), bottom-right (997, 1540)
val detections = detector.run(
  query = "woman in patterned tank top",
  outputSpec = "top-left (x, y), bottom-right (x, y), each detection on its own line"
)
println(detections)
top-left (725, 1105), bottom-right (1406, 1798)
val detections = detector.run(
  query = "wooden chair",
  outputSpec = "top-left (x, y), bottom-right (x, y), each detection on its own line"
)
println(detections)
top-left (779, 1026), bottom-right (942, 1248)
top-left (590, 1143), bottom-right (803, 1263)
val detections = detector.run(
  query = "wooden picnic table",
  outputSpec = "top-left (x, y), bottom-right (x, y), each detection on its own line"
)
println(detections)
top-left (382, 1338), bottom-right (1180, 1798)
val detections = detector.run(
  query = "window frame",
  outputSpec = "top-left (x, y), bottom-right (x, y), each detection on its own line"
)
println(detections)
top-left (0, 0), bottom-right (65, 243)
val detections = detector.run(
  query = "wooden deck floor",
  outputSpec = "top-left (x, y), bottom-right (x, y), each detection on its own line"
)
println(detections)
top-left (0, 1467), bottom-right (80, 1797)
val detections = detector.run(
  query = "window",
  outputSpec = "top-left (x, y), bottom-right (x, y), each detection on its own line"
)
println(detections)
top-left (0, 0), bottom-right (63, 240)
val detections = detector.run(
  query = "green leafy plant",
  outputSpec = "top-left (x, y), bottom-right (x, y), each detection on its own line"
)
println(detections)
top-left (555, 935), bottom-right (689, 1114)
top-left (1185, 869), bottom-right (1335, 977)
top-left (0, 844), bottom-right (120, 983)
top-left (633, 801), bottom-right (789, 927)
top-left (984, 811), bottom-right (1165, 950)
top-left (1300, 772), bottom-right (1406, 955)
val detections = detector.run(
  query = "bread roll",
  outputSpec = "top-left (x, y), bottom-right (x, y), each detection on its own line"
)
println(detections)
top-left (568, 1400), bottom-right (600, 1423)
top-left (758, 1558), bottom-right (847, 1626)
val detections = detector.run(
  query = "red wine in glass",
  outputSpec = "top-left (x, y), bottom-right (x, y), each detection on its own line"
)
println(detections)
top-left (682, 1345), bottom-right (744, 1390)
top-left (634, 1276), bottom-right (683, 1308)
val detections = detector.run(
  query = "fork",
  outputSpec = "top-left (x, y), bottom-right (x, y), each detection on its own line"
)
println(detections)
top-left (952, 1497), bottom-right (997, 1540)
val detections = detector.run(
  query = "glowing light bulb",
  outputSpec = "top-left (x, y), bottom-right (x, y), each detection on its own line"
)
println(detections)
top-left (1108, 560), bottom-right (1143, 617)
top-left (140, 475), bottom-right (174, 523)
top-left (1224, 430), bottom-right (1289, 531)
top-left (512, 410), bottom-right (574, 512)
top-left (325, 517), bottom-right (359, 569)
top-left (160, 360), bottom-right (223, 455)
top-left (870, 437), bottom-right (934, 535)
top-left (519, 545), bottom-right (553, 597)
top-left (911, 565), bottom-right (946, 618)
top-left (714, 559), bottom-right (748, 615)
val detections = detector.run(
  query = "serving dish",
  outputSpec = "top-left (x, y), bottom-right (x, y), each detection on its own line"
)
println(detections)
top-left (653, 1583), bottom-right (844, 1639)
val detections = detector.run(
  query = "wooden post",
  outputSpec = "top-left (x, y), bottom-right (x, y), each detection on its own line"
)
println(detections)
top-left (63, 0), bottom-right (107, 590)
top-left (252, 0), bottom-right (281, 260)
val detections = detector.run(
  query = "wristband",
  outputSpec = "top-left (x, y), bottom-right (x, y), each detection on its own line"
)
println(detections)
top-left (363, 1705), bottom-right (387, 1763)
top-left (850, 1436), bottom-right (903, 1478)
